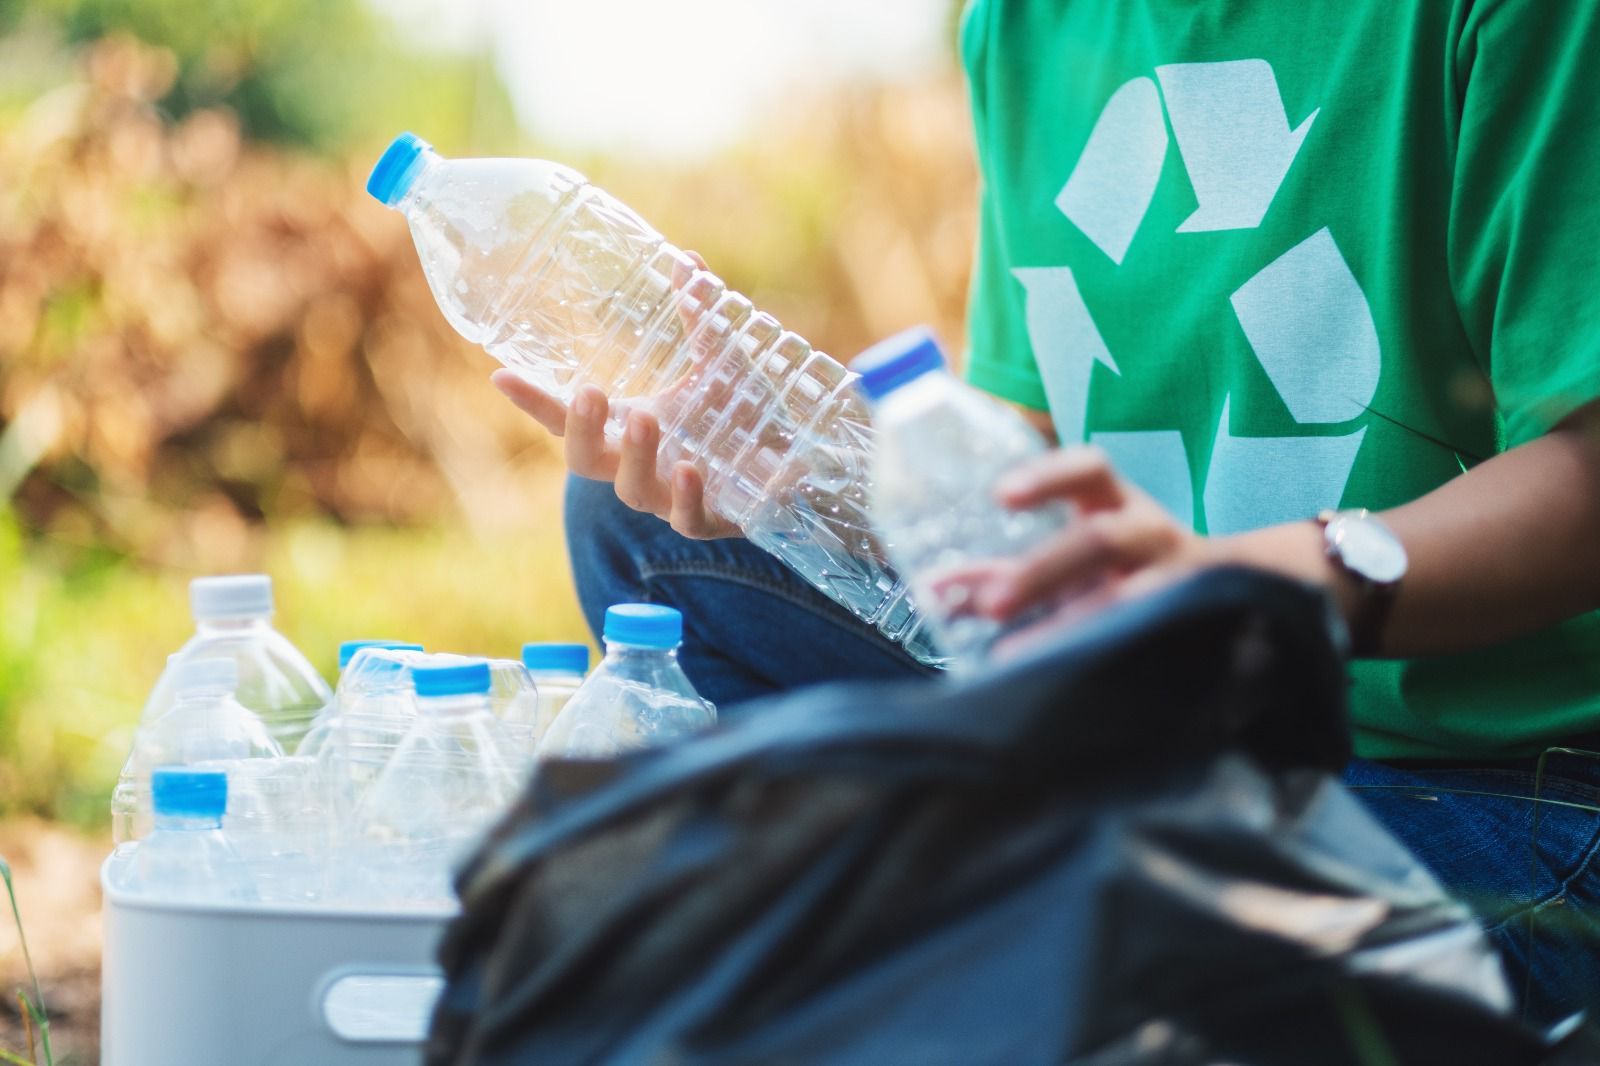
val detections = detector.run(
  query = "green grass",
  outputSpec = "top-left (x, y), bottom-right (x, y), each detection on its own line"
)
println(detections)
top-left (0, 510), bottom-right (589, 828)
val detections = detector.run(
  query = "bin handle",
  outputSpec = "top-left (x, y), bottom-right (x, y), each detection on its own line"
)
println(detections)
top-left (315, 966), bottom-right (446, 1045)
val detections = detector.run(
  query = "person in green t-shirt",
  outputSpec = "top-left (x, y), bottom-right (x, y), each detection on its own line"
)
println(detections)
top-left (497, 0), bottom-right (1600, 1026)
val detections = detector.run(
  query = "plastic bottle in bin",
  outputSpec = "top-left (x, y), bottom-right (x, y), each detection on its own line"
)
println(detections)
top-left (111, 768), bottom-right (257, 904)
top-left (351, 660), bottom-right (522, 904)
top-left (297, 640), bottom-right (424, 758)
top-left (538, 605), bottom-right (715, 760)
top-left (115, 657), bottom-right (284, 847)
top-left (521, 642), bottom-right (590, 743)
top-left (111, 575), bottom-right (330, 845)
top-left (855, 329), bottom-right (1068, 666)
top-left (367, 133), bottom-right (940, 665)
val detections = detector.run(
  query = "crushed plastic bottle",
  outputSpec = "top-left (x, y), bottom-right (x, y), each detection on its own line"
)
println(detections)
top-left (521, 643), bottom-right (589, 745)
top-left (298, 641), bottom-right (424, 758)
top-left (111, 768), bottom-right (257, 904)
top-left (311, 646), bottom-right (427, 829)
top-left (538, 605), bottom-right (715, 760)
top-left (112, 575), bottom-right (330, 845)
top-left (855, 329), bottom-right (1068, 666)
top-left (349, 660), bottom-right (522, 905)
top-left (368, 134), bottom-right (940, 665)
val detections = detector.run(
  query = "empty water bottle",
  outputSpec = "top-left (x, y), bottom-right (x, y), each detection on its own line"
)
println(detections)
top-left (112, 575), bottom-right (330, 844)
top-left (298, 641), bottom-right (424, 757)
top-left (117, 658), bottom-right (283, 847)
top-left (312, 646), bottom-right (426, 827)
top-left (351, 660), bottom-right (522, 904)
top-left (538, 605), bottom-right (715, 760)
top-left (339, 639), bottom-right (424, 673)
top-left (521, 643), bottom-right (590, 744)
top-left (367, 134), bottom-right (939, 665)
top-left (112, 768), bottom-right (257, 903)
top-left (855, 329), bottom-right (1067, 665)
top-left (222, 755), bottom-right (325, 904)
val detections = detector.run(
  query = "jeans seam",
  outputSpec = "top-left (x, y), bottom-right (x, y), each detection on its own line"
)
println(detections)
top-left (638, 560), bottom-right (928, 668)
top-left (1483, 816), bottom-right (1600, 933)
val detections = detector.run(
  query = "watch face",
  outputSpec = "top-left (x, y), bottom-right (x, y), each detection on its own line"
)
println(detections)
top-left (1330, 514), bottom-right (1408, 585)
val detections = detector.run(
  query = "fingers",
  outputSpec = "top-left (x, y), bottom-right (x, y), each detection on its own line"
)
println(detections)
top-left (997, 445), bottom-right (1125, 512)
top-left (492, 369), bottom-right (569, 437)
top-left (667, 463), bottom-right (737, 539)
top-left (975, 508), bottom-right (1182, 620)
top-left (613, 410), bottom-right (670, 514)
top-left (564, 384), bottom-right (618, 480)
top-left (671, 249), bottom-right (710, 288)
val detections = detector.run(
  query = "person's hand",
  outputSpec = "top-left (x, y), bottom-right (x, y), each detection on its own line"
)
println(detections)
top-left (492, 373), bottom-right (741, 540)
top-left (491, 249), bottom-right (740, 540)
top-left (932, 445), bottom-right (1221, 654)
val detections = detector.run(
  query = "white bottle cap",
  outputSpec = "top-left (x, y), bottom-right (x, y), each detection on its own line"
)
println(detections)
top-left (174, 657), bottom-right (238, 694)
top-left (190, 574), bottom-right (273, 621)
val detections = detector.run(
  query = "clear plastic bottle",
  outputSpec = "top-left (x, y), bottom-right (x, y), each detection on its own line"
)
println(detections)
top-left (116, 658), bottom-right (284, 849)
top-left (112, 768), bottom-right (257, 904)
top-left (350, 660), bottom-right (522, 905)
top-left (112, 574), bottom-right (331, 844)
top-left (855, 329), bottom-right (1069, 666)
top-left (367, 133), bottom-right (939, 665)
top-left (221, 755), bottom-right (325, 904)
top-left (312, 647), bottom-right (427, 829)
top-left (538, 605), bottom-right (716, 760)
top-left (297, 641), bottom-right (424, 758)
top-left (520, 643), bottom-right (590, 745)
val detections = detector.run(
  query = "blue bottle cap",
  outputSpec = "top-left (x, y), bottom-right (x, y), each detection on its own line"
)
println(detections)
top-left (851, 327), bottom-right (948, 402)
top-left (603, 604), bottom-right (682, 650)
top-left (412, 659), bottom-right (492, 698)
top-left (151, 768), bottom-right (228, 819)
top-left (367, 132), bottom-right (432, 207)
top-left (339, 640), bottom-right (425, 670)
top-left (521, 643), bottom-right (591, 675)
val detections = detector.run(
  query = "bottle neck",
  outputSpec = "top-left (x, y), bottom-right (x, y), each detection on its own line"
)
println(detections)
top-left (394, 151), bottom-right (440, 213)
top-left (153, 811), bottom-right (223, 831)
top-left (602, 641), bottom-right (680, 664)
top-left (415, 691), bottom-right (493, 718)
top-left (194, 615), bottom-right (272, 638)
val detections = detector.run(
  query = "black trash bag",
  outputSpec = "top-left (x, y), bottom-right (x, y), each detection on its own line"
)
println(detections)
top-left (427, 569), bottom-right (1586, 1065)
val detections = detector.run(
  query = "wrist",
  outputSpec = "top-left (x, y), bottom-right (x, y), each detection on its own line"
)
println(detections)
top-left (1210, 522), bottom-right (1362, 623)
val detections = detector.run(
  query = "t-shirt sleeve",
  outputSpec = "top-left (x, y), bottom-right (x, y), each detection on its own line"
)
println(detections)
top-left (960, 0), bottom-right (1051, 412)
top-left (1450, 0), bottom-right (1600, 447)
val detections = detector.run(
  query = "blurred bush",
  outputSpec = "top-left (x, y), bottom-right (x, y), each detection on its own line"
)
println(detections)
top-left (0, 26), bottom-right (977, 823)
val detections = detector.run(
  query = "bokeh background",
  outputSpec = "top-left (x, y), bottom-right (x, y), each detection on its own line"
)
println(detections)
top-left (0, 1), bottom-right (975, 1056)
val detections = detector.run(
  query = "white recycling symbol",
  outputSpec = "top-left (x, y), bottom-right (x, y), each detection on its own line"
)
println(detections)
top-left (1013, 59), bottom-right (1379, 535)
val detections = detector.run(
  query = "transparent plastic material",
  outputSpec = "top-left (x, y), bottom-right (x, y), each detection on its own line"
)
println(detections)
top-left (384, 144), bottom-right (939, 664)
top-left (523, 667), bottom-right (585, 744)
top-left (112, 803), bottom-right (257, 904)
top-left (483, 657), bottom-right (541, 760)
top-left (309, 647), bottom-right (427, 892)
top-left (220, 756), bottom-right (325, 904)
top-left (116, 662), bottom-right (285, 848)
top-left (299, 646), bottom-right (426, 759)
top-left (869, 367), bottom-right (1068, 665)
top-left (349, 686), bottom-right (522, 905)
top-left (112, 591), bottom-right (331, 844)
top-left (538, 643), bottom-right (716, 761)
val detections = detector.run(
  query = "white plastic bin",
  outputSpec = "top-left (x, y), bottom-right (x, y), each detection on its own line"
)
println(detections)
top-left (101, 859), bottom-right (456, 1066)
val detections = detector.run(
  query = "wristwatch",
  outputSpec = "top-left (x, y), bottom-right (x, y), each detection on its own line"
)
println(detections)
top-left (1316, 509), bottom-right (1408, 656)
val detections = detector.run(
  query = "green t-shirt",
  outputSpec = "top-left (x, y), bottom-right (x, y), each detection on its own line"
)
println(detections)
top-left (960, 0), bottom-right (1600, 760)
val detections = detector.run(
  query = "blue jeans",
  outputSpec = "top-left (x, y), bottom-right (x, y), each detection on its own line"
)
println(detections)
top-left (564, 473), bottom-right (1600, 1026)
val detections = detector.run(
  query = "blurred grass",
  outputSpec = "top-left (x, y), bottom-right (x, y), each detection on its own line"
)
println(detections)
top-left (0, 481), bottom-right (588, 829)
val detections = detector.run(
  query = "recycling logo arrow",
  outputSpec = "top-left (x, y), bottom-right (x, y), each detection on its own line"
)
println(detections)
top-left (1013, 58), bottom-right (1378, 534)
